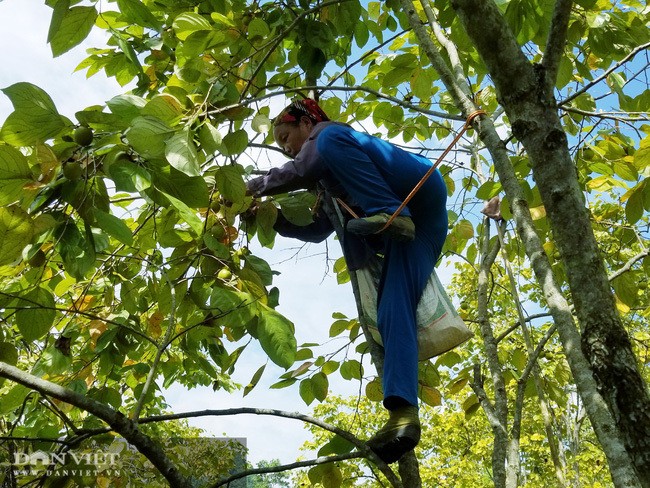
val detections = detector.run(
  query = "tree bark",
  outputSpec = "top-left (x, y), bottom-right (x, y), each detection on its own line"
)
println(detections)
top-left (450, 1), bottom-right (650, 484)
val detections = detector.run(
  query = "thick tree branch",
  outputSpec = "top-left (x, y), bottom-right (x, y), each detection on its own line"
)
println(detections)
top-left (449, 0), bottom-right (537, 106)
top-left (541, 0), bottom-right (574, 97)
top-left (0, 362), bottom-right (191, 488)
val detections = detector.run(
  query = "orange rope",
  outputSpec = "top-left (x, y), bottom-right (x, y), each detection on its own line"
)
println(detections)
top-left (375, 109), bottom-right (486, 234)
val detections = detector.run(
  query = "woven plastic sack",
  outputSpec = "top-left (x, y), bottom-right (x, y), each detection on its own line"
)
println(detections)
top-left (356, 261), bottom-right (473, 361)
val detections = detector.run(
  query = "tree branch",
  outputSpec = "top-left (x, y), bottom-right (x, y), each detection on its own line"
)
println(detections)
top-left (0, 361), bottom-right (191, 488)
top-left (211, 452), bottom-right (366, 488)
top-left (210, 84), bottom-right (463, 121)
top-left (608, 249), bottom-right (650, 282)
top-left (541, 0), bottom-right (574, 97)
top-left (560, 41), bottom-right (650, 106)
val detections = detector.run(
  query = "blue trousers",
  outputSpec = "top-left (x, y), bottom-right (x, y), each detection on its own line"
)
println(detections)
top-left (316, 124), bottom-right (448, 409)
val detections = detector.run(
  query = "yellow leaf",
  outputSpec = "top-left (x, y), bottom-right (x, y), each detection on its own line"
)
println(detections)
top-left (529, 205), bottom-right (546, 220)
top-left (89, 320), bottom-right (107, 349)
top-left (615, 294), bottom-right (630, 314)
top-left (419, 385), bottom-right (442, 407)
top-left (72, 294), bottom-right (96, 312)
top-left (148, 310), bottom-right (165, 339)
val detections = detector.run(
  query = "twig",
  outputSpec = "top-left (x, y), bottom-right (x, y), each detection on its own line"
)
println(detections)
top-left (560, 42), bottom-right (650, 106)
top-left (209, 85), bottom-right (464, 121)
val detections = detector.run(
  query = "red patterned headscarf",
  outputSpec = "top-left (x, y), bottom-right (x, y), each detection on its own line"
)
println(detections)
top-left (273, 99), bottom-right (330, 126)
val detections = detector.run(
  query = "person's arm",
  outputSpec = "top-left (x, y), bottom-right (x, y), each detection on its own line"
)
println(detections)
top-left (247, 128), bottom-right (327, 196)
top-left (273, 210), bottom-right (334, 243)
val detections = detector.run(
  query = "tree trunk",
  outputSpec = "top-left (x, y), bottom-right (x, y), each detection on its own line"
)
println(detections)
top-left (449, 1), bottom-right (650, 484)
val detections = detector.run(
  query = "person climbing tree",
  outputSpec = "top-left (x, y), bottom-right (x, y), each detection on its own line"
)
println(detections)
top-left (246, 98), bottom-right (449, 464)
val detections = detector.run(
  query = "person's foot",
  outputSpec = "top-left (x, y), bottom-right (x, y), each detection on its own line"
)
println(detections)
top-left (347, 213), bottom-right (415, 241)
top-left (367, 405), bottom-right (420, 464)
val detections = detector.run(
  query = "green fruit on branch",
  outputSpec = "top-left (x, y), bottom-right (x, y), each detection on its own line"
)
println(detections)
top-left (217, 267), bottom-right (233, 280)
top-left (27, 249), bottom-right (46, 267)
top-left (74, 126), bottom-right (94, 146)
top-left (63, 161), bottom-right (83, 181)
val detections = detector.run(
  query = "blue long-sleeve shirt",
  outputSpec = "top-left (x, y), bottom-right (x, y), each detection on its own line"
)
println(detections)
top-left (247, 122), bottom-right (380, 270)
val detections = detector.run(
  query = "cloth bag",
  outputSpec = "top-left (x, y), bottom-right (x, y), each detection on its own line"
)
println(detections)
top-left (356, 259), bottom-right (473, 361)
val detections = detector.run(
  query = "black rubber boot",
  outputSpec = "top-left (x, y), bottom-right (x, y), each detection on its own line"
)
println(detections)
top-left (367, 406), bottom-right (421, 464)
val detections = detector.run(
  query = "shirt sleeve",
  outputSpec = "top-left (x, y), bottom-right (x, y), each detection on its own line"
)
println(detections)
top-left (246, 130), bottom-right (327, 197)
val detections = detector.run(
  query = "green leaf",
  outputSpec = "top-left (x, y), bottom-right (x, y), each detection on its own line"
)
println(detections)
top-left (299, 378), bottom-right (315, 405)
top-left (107, 94), bottom-right (146, 122)
top-left (305, 20), bottom-right (334, 49)
top-left (210, 288), bottom-right (256, 329)
top-left (125, 116), bottom-right (173, 160)
top-left (476, 180), bottom-right (502, 200)
top-left (164, 193), bottom-right (204, 235)
top-left (276, 192), bottom-right (317, 226)
top-left (0, 205), bottom-right (33, 266)
top-left (318, 434), bottom-right (354, 456)
top-left (116, 0), bottom-right (162, 30)
top-left (321, 463), bottom-right (342, 488)
top-left (612, 272), bottom-right (638, 307)
top-left (0, 83), bottom-right (68, 146)
top-left (142, 94), bottom-right (184, 125)
top-left (340, 359), bottom-right (363, 380)
top-left (165, 130), bottom-right (201, 177)
top-left (112, 31), bottom-right (143, 75)
top-left (625, 187), bottom-right (644, 225)
top-left (243, 364), bottom-right (266, 397)
top-left (54, 221), bottom-right (96, 280)
top-left (311, 371), bottom-right (329, 401)
top-left (456, 219), bottom-right (475, 239)
top-left (153, 167), bottom-right (209, 208)
top-left (297, 45), bottom-right (327, 80)
top-left (222, 129), bottom-right (249, 156)
top-left (199, 122), bottom-right (222, 155)
top-left (0, 384), bottom-right (31, 415)
top-left (93, 209), bottom-right (133, 245)
top-left (248, 18), bottom-right (270, 39)
top-left (174, 12), bottom-right (213, 41)
top-left (215, 165), bottom-right (246, 203)
top-left (0, 342), bottom-right (18, 367)
top-left (48, 5), bottom-right (98, 57)
top-left (16, 287), bottom-right (56, 342)
top-left (613, 161), bottom-right (638, 181)
top-left (634, 135), bottom-right (650, 170)
top-left (210, 12), bottom-right (235, 27)
top-left (354, 19), bottom-right (370, 48)
top-left (108, 160), bottom-right (152, 193)
top-left (257, 305), bottom-right (296, 369)
top-left (0, 145), bottom-right (32, 205)
top-left (256, 201), bottom-right (277, 247)
top-left (251, 113), bottom-right (272, 133)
